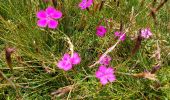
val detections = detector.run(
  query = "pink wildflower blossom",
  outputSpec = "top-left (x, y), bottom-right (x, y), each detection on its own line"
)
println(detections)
top-left (99, 55), bottom-right (112, 66)
top-left (96, 25), bottom-right (107, 37)
top-left (96, 66), bottom-right (116, 85)
top-left (57, 52), bottom-right (81, 71)
top-left (36, 6), bottom-right (62, 29)
top-left (78, 0), bottom-right (93, 10)
top-left (114, 31), bottom-right (126, 41)
top-left (141, 28), bottom-right (152, 39)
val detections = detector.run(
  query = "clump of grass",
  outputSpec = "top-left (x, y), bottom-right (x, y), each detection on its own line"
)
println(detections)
top-left (0, 0), bottom-right (170, 99)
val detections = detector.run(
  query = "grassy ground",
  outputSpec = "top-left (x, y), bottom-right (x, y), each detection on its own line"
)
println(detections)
top-left (0, 0), bottom-right (170, 99)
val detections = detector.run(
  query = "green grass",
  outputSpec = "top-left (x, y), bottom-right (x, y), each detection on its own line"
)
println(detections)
top-left (0, 0), bottom-right (170, 99)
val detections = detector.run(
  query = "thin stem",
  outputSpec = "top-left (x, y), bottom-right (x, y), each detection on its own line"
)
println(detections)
top-left (65, 36), bottom-right (74, 57)
top-left (116, 71), bottom-right (133, 76)
top-left (51, 30), bottom-right (74, 57)
top-left (89, 29), bottom-right (128, 68)
top-left (0, 70), bottom-right (19, 97)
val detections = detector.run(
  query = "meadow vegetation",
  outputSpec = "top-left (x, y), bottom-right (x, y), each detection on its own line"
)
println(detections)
top-left (0, 0), bottom-right (170, 99)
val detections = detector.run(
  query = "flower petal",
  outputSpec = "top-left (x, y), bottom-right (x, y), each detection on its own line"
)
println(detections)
top-left (57, 60), bottom-right (72, 71)
top-left (78, 0), bottom-right (88, 10)
top-left (108, 75), bottom-right (116, 82)
top-left (108, 76), bottom-right (116, 82)
top-left (57, 60), bottom-right (65, 69)
top-left (47, 19), bottom-right (58, 29)
top-left (71, 52), bottom-right (81, 65)
top-left (36, 10), bottom-right (47, 19)
top-left (119, 33), bottom-right (126, 41)
top-left (96, 31), bottom-right (105, 37)
top-left (99, 55), bottom-right (112, 66)
top-left (37, 19), bottom-right (48, 27)
top-left (51, 10), bottom-right (62, 19)
top-left (46, 6), bottom-right (56, 15)
top-left (86, 0), bottom-right (93, 7)
top-left (114, 31), bottom-right (120, 37)
top-left (106, 67), bottom-right (114, 74)
top-left (63, 62), bottom-right (73, 71)
top-left (95, 71), bottom-right (103, 78)
top-left (62, 53), bottom-right (71, 61)
top-left (147, 29), bottom-right (152, 36)
top-left (98, 65), bottom-right (107, 72)
top-left (100, 78), bottom-right (108, 85)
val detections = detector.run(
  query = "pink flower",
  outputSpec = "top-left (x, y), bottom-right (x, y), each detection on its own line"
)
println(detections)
top-left (57, 52), bottom-right (81, 71)
top-left (78, 0), bottom-right (93, 10)
top-left (141, 28), bottom-right (152, 39)
top-left (36, 6), bottom-right (62, 29)
top-left (71, 52), bottom-right (81, 65)
top-left (114, 31), bottom-right (126, 41)
top-left (96, 26), bottom-right (107, 37)
top-left (99, 55), bottom-right (112, 66)
top-left (57, 54), bottom-right (72, 71)
top-left (95, 66), bottom-right (116, 85)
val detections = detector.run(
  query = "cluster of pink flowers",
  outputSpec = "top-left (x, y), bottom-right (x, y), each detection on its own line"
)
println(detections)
top-left (36, 6), bottom-right (62, 29)
top-left (57, 52), bottom-right (81, 71)
top-left (96, 25), bottom-right (126, 41)
top-left (95, 55), bottom-right (116, 85)
top-left (36, 2), bottom-right (153, 86)
top-left (78, 0), bottom-right (93, 10)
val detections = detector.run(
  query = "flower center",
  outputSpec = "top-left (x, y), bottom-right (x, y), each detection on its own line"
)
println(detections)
top-left (46, 14), bottom-right (53, 21)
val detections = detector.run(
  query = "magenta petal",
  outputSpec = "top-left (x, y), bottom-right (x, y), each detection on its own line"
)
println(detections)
top-left (63, 62), bottom-right (72, 71)
top-left (78, 0), bottom-right (87, 10)
top-left (108, 75), bottom-right (116, 82)
top-left (147, 29), bottom-right (152, 36)
top-left (57, 60), bottom-right (72, 71)
top-left (51, 10), bottom-right (62, 19)
top-left (37, 19), bottom-right (48, 27)
top-left (78, 4), bottom-right (86, 10)
top-left (62, 53), bottom-right (71, 61)
top-left (47, 19), bottom-right (58, 29)
top-left (100, 77), bottom-right (108, 85)
top-left (36, 10), bottom-right (47, 19)
top-left (57, 60), bottom-right (65, 69)
top-left (96, 31), bottom-right (105, 37)
top-left (119, 34), bottom-right (126, 41)
top-left (95, 71), bottom-right (103, 78)
top-left (86, 0), bottom-right (93, 7)
top-left (78, 0), bottom-right (93, 10)
top-left (99, 55), bottom-right (112, 66)
top-left (98, 65), bottom-right (107, 72)
top-left (114, 31), bottom-right (120, 37)
top-left (107, 56), bottom-right (112, 61)
top-left (71, 52), bottom-right (81, 65)
top-left (46, 6), bottom-right (56, 15)
top-left (106, 67), bottom-right (114, 74)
